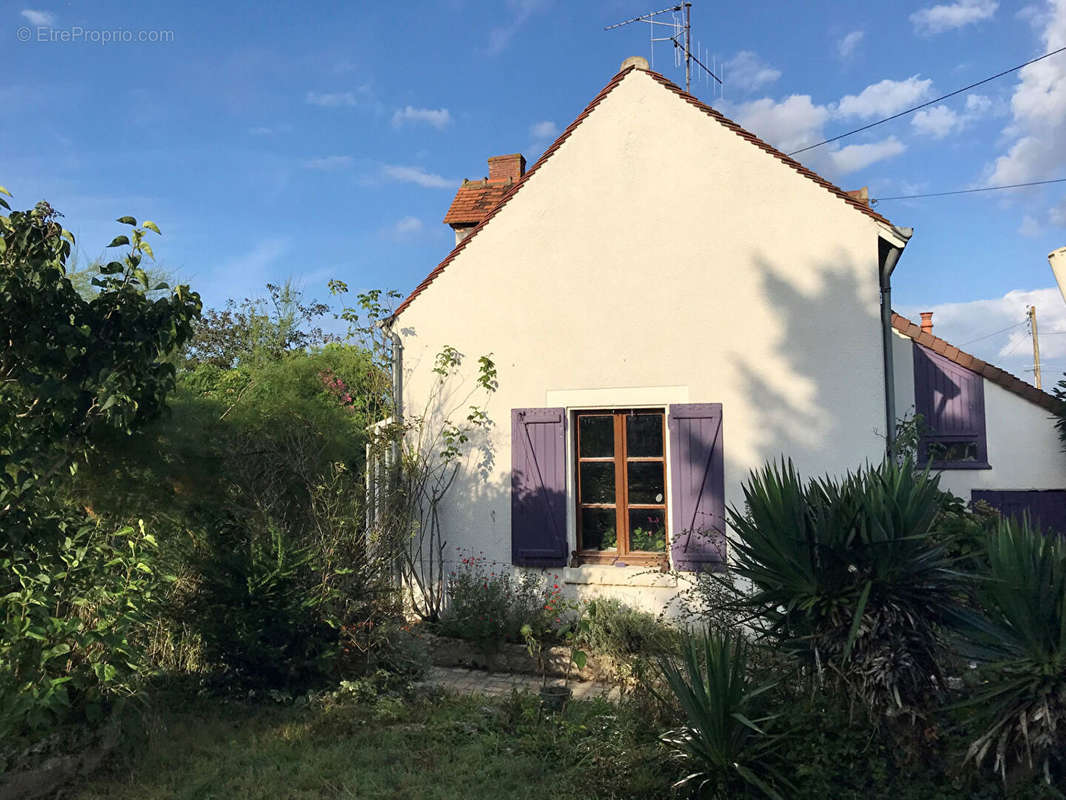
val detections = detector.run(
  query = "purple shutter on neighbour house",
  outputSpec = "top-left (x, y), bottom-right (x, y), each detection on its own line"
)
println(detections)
top-left (913, 343), bottom-right (988, 466)
top-left (511, 408), bottom-right (568, 567)
top-left (972, 490), bottom-right (1066, 536)
top-left (668, 404), bottom-right (726, 571)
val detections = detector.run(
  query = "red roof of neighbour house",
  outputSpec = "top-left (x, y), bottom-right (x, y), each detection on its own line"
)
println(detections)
top-left (891, 312), bottom-right (1063, 412)
top-left (442, 180), bottom-right (513, 226)
top-left (392, 64), bottom-right (893, 318)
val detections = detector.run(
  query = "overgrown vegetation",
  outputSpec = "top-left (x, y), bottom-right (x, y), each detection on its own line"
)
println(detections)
top-left (1, 194), bottom-right (200, 741)
top-left (8, 182), bottom-right (1066, 799)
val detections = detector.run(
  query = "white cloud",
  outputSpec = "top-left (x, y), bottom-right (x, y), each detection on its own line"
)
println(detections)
top-left (20, 9), bottom-right (54, 25)
top-left (1051, 197), bottom-right (1066, 226)
top-left (728, 95), bottom-right (904, 176)
top-left (305, 91), bottom-right (358, 108)
top-left (381, 164), bottom-right (455, 188)
top-left (986, 0), bottom-right (1066, 187)
top-left (730, 95), bottom-right (830, 154)
top-left (530, 120), bottom-right (559, 139)
top-left (898, 288), bottom-right (1063, 384)
top-left (837, 76), bottom-right (933, 119)
top-left (487, 0), bottom-right (549, 55)
top-left (391, 106), bottom-right (452, 129)
top-left (828, 137), bottom-right (906, 173)
top-left (393, 216), bottom-right (423, 235)
top-left (966, 93), bottom-right (993, 114)
top-left (303, 155), bottom-right (354, 170)
top-left (723, 51), bottom-right (781, 93)
top-left (1019, 214), bottom-right (1043, 236)
top-left (1014, 214), bottom-right (1040, 236)
top-left (911, 105), bottom-right (962, 138)
top-left (220, 238), bottom-right (290, 277)
top-left (910, 0), bottom-right (998, 34)
top-left (837, 30), bottom-right (864, 59)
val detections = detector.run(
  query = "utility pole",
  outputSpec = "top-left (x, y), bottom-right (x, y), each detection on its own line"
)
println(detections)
top-left (1030, 305), bottom-right (1043, 389)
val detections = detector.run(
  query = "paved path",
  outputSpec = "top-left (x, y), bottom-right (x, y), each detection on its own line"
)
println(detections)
top-left (417, 666), bottom-right (620, 701)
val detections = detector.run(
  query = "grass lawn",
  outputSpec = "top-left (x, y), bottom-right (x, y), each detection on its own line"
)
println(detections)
top-left (74, 688), bottom-right (674, 800)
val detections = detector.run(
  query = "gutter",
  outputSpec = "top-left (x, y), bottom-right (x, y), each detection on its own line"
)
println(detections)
top-left (878, 225), bottom-right (913, 456)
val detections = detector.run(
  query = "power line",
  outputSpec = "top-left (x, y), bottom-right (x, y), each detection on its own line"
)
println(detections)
top-left (959, 319), bottom-right (1028, 346)
top-left (874, 177), bottom-right (1066, 202)
top-left (787, 46), bottom-right (1066, 157)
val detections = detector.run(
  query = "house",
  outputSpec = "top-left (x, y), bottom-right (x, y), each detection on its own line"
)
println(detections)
top-left (384, 57), bottom-right (1066, 612)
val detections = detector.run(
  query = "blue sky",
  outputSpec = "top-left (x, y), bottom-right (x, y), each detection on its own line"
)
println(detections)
top-left (4, 0), bottom-right (1066, 379)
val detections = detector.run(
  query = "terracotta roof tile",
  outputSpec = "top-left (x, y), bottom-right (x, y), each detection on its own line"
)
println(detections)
top-left (392, 65), bottom-right (894, 318)
top-left (442, 180), bottom-right (513, 225)
top-left (892, 312), bottom-right (1064, 413)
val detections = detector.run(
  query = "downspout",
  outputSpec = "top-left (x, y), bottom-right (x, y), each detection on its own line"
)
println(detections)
top-left (878, 226), bottom-right (913, 456)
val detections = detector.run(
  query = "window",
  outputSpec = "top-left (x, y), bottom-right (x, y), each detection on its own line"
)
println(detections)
top-left (574, 409), bottom-right (667, 564)
top-left (913, 344), bottom-right (989, 469)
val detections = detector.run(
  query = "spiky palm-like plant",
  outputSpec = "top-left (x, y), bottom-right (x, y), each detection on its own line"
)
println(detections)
top-left (727, 458), bottom-right (961, 715)
top-left (959, 518), bottom-right (1066, 784)
top-left (659, 629), bottom-right (792, 799)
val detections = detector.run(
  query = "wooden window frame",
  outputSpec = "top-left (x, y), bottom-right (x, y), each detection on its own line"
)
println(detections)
top-left (573, 409), bottom-right (668, 567)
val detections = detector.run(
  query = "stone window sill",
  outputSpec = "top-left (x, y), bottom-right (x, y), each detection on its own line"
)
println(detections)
top-left (563, 563), bottom-right (677, 588)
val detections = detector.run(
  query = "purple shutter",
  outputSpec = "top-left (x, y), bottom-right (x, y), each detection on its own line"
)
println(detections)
top-left (913, 343), bottom-right (988, 465)
top-left (668, 403), bottom-right (725, 572)
top-left (511, 408), bottom-right (568, 567)
top-left (972, 490), bottom-right (1066, 536)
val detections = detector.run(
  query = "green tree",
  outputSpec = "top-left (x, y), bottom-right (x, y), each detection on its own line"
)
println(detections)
top-left (0, 193), bottom-right (201, 540)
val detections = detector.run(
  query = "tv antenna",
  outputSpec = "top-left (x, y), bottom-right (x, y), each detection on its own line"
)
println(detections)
top-left (604, 2), bottom-right (722, 97)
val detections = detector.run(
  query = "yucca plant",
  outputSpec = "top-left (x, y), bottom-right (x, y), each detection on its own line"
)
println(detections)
top-left (658, 628), bottom-right (792, 799)
top-left (958, 517), bottom-right (1066, 784)
top-left (727, 458), bottom-right (961, 715)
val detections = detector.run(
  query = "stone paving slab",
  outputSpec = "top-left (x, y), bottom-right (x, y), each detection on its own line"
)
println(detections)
top-left (417, 666), bottom-right (620, 701)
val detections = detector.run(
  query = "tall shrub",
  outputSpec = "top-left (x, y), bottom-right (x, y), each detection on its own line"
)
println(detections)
top-left (728, 458), bottom-right (960, 715)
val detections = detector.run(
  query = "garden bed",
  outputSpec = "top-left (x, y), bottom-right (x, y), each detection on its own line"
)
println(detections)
top-left (422, 632), bottom-right (621, 683)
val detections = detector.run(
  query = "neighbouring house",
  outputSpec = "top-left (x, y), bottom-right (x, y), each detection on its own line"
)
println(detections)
top-left (383, 57), bottom-right (1066, 612)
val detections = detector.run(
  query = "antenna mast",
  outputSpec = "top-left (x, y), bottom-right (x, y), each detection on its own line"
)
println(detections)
top-left (604, 2), bottom-right (721, 95)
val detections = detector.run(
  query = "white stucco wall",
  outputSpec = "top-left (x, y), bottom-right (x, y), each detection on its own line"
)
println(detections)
top-left (892, 330), bottom-right (1066, 498)
top-left (395, 68), bottom-right (894, 611)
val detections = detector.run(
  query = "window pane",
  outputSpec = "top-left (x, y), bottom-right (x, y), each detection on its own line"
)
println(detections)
top-left (929, 440), bottom-right (979, 462)
top-left (580, 508), bottom-right (617, 551)
top-left (627, 462), bottom-right (665, 504)
top-left (626, 413), bottom-right (663, 457)
top-left (579, 462), bottom-right (615, 504)
top-left (629, 509), bottom-right (666, 552)
top-left (579, 415), bottom-right (614, 458)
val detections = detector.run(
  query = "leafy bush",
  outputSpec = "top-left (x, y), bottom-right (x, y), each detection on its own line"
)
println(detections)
top-left (728, 457), bottom-right (961, 716)
top-left (582, 597), bottom-right (679, 659)
top-left (958, 517), bottom-right (1066, 784)
top-left (659, 628), bottom-right (792, 799)
top-left (0, 514), bottom-right (161, 739)
top-left (437, 552), bottom-right (562, 646)
top-left (0, 200), bottom-right (200, 537)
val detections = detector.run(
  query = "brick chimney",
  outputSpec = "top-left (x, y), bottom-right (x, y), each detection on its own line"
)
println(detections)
top-left (920, 312), bottom-right (934, 334)
top-left (487, 154), bottom-right (526, 184)
top-left (845, 187), bottom-right (869, 206)
top-left (443, 154), bottom-right (527, 245)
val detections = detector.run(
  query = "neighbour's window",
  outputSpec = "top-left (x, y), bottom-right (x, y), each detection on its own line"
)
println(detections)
top-left (912, 344), bottom-right (989, 469)
top-left (574, 409), bottom-right (667, 563)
